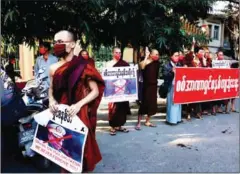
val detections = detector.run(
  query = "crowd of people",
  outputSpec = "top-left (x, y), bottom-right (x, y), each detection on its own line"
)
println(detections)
top-left (163, 45), bottom-right (239, 125)
top-left (1, 30), bottom-right (239, 173)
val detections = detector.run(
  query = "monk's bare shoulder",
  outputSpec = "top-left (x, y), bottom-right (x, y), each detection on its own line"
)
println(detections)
top-left (49, 62), bottom-right (63, 76)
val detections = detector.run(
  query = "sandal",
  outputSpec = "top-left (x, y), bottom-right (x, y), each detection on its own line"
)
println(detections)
top-left (211, 112), bottom-right (216, 116)
top-left (109, 129), bottom-right (116, 136)
top-left (144, 122), bottom-right (157, 127)
top-left (196, 113), bottom-right (203, 119)
top-left (231, 109), bottom-right (239, 113)
top-left (135, 126), bottom-right (141, 131)
top-left (116, 127), bottom-right (129, 133)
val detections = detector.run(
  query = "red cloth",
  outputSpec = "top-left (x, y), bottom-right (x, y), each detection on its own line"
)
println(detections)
top-left (52, 56), bottom-right (105, 172)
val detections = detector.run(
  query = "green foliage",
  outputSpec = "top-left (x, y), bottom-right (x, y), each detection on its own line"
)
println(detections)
top-left (1, 0), bottom-right (218, 58)
top-left (158, 54), bottom-right (170, 78)
top-left (92, 46), bottom-right (113, 62)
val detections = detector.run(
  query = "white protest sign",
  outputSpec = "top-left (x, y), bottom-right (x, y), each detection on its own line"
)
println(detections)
top-left (212, 60), bottom-right (231, 68)
top-left (101, 66), bottom-right (138, 102)
top-left (31, 104), bottom-right (88, 173)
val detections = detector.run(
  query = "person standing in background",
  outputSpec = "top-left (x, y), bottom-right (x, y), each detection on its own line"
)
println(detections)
top-left (5, 53), bottom-right (22, 84)
top-left (34, 42), bottom-right (58, 86)
top-left (106, 47), bottom-right (131, 135)
top-left (135, 47), bottom-right (160, 130)
top-left (163, 50), bottom-right (183, 125)
top-left (214, 51), bottom-right (229, 114)
top-left (79, 49), bottom-right (95, 67)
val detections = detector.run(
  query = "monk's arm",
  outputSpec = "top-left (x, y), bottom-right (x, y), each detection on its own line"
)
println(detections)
top-left (48, 66), bottom-right (57, 105)
top-left (75, 80), bottom-right (99, 108)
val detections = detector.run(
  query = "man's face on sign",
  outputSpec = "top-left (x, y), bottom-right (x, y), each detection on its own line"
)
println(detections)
top-left (48, 132), bottom-right (63, 150)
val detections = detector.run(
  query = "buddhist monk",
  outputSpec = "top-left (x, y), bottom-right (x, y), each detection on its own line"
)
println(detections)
top-left (135, 47), bottom-right (160, 130)
top-left (48, 30), bottom-right (105, 172)
top-left (79, 49), bottom-right (95, 67)
top-left (106, 47), bottom-right (131, 136)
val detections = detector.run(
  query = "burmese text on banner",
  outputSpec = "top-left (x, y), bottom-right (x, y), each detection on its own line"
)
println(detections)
top-left (102, 66), bottom-right (138, 102)
top-left (173, 67), bottom-right (239, 104)
top-left (31, 104), bottom-right (88, 173)
top-left (212, 60), bottom-right (231, 68)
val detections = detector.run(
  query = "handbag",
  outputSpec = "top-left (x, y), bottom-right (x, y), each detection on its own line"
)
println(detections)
top-left (159, 82), bottom-right (169, 99)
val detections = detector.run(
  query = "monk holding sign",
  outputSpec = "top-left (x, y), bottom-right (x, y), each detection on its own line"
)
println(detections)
top-left (48, 30), bottom-right (105, 172)
top-left (106, 47), bottom-right (131, 136)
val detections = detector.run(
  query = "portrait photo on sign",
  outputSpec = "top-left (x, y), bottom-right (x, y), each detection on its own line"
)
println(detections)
top-left (104, 78), bottom-right (137, 97)
top-left (35, 120), bottom-right (85, 162)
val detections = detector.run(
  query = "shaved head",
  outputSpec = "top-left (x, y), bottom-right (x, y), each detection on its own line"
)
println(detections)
top-left (151, 49), bottom-right (159, 55)
top-left (54, 30), bottom-right (75, 43)
top-left (53, 30), bottom-right (76, 59)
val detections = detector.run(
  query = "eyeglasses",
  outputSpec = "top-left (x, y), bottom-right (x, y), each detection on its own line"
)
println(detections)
top-left (53, 40), bottom-right (72, 44)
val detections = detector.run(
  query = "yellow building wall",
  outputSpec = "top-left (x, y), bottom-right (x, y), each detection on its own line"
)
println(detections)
top-left (19, 43), bottom-right (34, 81)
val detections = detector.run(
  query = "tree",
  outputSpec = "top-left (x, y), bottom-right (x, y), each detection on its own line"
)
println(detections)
top-left (222, 0), bottom-right (239, 59)
top-left (2, 0), bottom-right (217, 55)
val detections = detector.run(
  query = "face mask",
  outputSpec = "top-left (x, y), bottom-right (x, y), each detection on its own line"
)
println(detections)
top-left (218, 56), bottom-right (224, 60)
top-left (10, 59), bottom-right (16, 64)
top-left (179, 55), bottom-right (184, 61)
top-left (114, 54), bottom-right (121, 61)
top-left (197, 53), bottom-right (204, 59)
top-left (151, 55), bottom-right (159, 61)
top-left (82, 55), bottom-right (89, 60)
top-left (53, 44), bottom-right (67, 57)
top-left (39, 48), bottom-right (47, 55)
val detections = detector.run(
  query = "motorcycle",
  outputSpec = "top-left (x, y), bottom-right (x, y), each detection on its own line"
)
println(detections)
top-left (17, 68), bottom-right (51, 169)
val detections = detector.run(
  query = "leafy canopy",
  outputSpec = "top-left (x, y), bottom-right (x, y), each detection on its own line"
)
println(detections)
top-left (2, 0), bottom-right (217, 52)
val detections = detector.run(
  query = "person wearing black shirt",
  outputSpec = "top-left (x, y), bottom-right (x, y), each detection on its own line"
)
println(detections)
top-left (5, 54), bottom-right (21, 84)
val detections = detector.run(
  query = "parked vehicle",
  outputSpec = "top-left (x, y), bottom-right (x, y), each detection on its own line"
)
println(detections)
top-left (17, 68), bottom-right (51, 169)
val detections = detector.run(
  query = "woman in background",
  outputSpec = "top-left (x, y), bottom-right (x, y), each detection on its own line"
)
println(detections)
top-left (163, 50), bottom-right (182, 125)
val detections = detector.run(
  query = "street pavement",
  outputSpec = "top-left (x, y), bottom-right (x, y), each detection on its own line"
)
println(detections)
top-left (1, 103), bottom-right (239, 173)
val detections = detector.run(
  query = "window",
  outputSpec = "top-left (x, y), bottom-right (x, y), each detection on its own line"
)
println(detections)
top-left (213, 25), bottom-right (219, 40)
top-left (208, 24), bottom-right (212, 37)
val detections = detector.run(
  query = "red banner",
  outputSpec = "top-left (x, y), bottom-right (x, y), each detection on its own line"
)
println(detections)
top-left (173, 67), bottom-right (240, 104)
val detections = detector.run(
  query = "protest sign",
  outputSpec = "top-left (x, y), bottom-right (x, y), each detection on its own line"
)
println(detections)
top-left (173, 67), bottom-right (239, 104)
top-left (102, 66), bottom-right (138, 102)
top-left (212, 60), bottom-right (231, 68)
top-left (31, 104), bottom-right (88, 173)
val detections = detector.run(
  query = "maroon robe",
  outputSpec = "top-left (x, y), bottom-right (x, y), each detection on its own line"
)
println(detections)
top-left (108, 59), bottom-right (131, 127)
top-left (52, 55), bottom-right (105, 172)
top-left (138, 61), bottom-right (160, 116)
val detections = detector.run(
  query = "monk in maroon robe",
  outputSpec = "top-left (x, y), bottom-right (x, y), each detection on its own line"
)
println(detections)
top-left (106, 47), bottom-right (131, 136)
top-left (49, 30), bottom-right (104, 172)
top-left (135, 48), bottom-right (160, 130)
top-left (79, 49), bottom-right (95, 67)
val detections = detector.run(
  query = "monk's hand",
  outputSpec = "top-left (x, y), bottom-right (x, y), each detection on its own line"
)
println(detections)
top-left (49, 101), bottom-right (58, 113)
top-left (145, 47), bottom-right (150, 60)
top-left (68, 104), bottom-right (81, 117)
